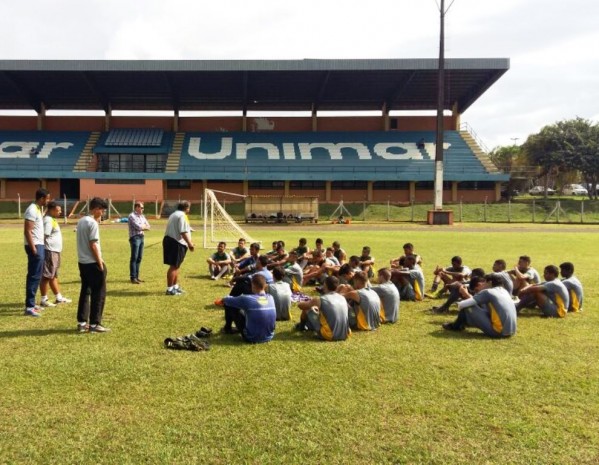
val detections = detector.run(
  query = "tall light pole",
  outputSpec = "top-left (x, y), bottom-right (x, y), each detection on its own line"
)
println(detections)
top-left (433, 0), bottom-right (455, 212)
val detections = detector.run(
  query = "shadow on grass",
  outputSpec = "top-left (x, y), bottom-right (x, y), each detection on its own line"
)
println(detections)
top-left (0, 303), bottom-right (24, 317)
top-left (430, 328), bottom-right (489, 340)
top-left (108, 290), bottom-right (156, 297)
top-left (0, 328), bottom-right (77, 339)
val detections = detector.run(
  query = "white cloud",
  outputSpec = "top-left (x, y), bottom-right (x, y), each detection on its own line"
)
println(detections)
top-left (2, 0), bottom-right (599, 147)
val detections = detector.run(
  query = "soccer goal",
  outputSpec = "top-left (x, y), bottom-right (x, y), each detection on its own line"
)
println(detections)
top-left (203, 189), bottom-right (258, 249)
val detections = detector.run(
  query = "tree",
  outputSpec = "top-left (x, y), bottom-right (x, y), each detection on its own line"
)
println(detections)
top-left (521, 118), bottom-right (598, 197)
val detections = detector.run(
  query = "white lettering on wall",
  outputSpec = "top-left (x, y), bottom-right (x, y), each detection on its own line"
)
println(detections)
top-left (236, 143), bottom-right (280, 160)
top-left (0, 141), bottom-right (73, 159)
top-left (297, 143), bottom-right (371, 160)
top-left (188, 137), bottom-right (232, 160)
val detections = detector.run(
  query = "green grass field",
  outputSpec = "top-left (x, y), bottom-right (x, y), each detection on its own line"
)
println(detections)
top-left (0, 222), bottom-right (598, 464)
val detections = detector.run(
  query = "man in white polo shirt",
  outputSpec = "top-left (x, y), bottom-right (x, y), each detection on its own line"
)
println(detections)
top-left (23, 188), bottom-right (50, 317)
top-left (76, 197), bottom-right (110, 333)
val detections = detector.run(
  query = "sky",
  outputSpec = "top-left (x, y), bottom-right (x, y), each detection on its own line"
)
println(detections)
top-left (1, 0), bottom-right (598, 149)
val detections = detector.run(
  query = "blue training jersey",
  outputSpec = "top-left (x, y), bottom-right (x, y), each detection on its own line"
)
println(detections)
top-left (223, 293), bottom-right (276, 343)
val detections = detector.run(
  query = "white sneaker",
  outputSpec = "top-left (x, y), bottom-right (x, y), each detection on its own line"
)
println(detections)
top-left (40, 300), bottom-right (57, 308)
top-left (55, 297), bottom-right (72, 304)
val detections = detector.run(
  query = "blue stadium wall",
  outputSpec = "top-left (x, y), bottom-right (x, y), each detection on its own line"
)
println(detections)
top-left (0, 115), bottom-right (507, 203)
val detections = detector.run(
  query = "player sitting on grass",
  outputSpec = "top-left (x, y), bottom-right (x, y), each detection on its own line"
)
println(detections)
top-left (390, 255), bottom-right (425, 301)
top-left (509, 255), bottom-right (541, 296)
top-left (371, 268), bottom-right (400, 324)
top-left (358, 246), bottom-right (376, 279)
top-left (430, 267), bottom-right (486, 314)
top-left (207, 241), bottom-right (232, 280)
top-left (283, 250), bottom-right (303, 292)
top-left (427, 256), bottom-right (471, 298)
top-left (332, 241), bottom-right (347, 265)
top-left (443, 274), bottom-right (517, 338)
top-left (230, 238), bottom-right (250, 264)
top-left (296, 276), bottom-right (350, 341)
top-left (490, 259), bottom-right (513, 295)
top-left (390, 242), bottom-right (422, 269)
top-left (301, 250), bottom-right (326, 286)
top-left (291, 237), bottom-right (310, 269)
top-left (268, 267), bottom-right (292, 321)
top-left (219, 274), bottom-right (276, 343)
top-left (559, 262), bottom-right (583, 313)
top-left (232, 242), bottom-right (260, 279)
top-left (338, 271), bottom-right (382, 331)
top-left (517, 265), bottom-right (569, 318)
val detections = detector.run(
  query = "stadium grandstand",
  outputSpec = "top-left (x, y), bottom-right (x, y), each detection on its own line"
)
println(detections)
top-left (0, 59), bottom-right (509, 203)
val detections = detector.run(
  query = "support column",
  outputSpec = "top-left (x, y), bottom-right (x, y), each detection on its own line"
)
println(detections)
top-left (242, 109), bottom-right (247, 132)
top-left (284, 180), bottom-right (290, 196)
top-left (243, 180), bottom-right (249, 196)
top-left (451, 181), bottom-right (458, 202)
top-left (105, 105), bottom-right (112, 131)
top-left (37, 103), bottom-right (46, 131)
top-left (367, 181), bottom-right (373, 202)
top-left (311, 106), bottom-right (318, 132)
top-left (325, 181), bottom-right (332, 202)
top-left (382, 103), bottom-right (389, 131)
top-left (40, 179), bottom-right (47, 189)
top-left (409, 181), bottom-right (416, 202)
top-left (495, 182), bottom-right (501, 202)
top-left (173, 109), bottom-right (179, 132)
top-left (0, 179), bottom-right (6, 199)
top-left (452, 102), bottom-right (460, 130)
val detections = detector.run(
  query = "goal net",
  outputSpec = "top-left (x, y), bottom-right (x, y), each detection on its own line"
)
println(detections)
top-left (203, 189), bottom-right (258, 249)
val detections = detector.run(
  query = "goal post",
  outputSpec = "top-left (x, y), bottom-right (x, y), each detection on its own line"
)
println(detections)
top-left (203, 189), bottom-right (258, 249)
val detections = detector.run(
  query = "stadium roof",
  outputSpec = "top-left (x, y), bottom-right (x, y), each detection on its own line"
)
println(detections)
top-left (0, 59), bottom-right (509, 114)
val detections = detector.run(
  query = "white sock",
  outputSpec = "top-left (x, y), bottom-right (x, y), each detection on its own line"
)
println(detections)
top-left (41, 295), bottom-right (48, 302)
top-left (56, 293), bottom-right (63, 300)
top-left (174, 284), bottom-right (180, 289)
top-left (167, 286), bottom-right (174, 291)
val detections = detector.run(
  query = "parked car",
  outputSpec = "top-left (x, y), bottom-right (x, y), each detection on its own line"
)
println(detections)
top-left (528, 186), bottom-right (556, 196)
top-left (562, 184), bottom-right (588, 196)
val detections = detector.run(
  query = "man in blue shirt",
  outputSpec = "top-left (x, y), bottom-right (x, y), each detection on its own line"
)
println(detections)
top-left (221, 274), bottom-right (276, 343)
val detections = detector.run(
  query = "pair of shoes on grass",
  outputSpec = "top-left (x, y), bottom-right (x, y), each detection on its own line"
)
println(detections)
top-left (195, 326), bottom-right (213, 338)
top-left (77, 323), bottom-right (110, 333)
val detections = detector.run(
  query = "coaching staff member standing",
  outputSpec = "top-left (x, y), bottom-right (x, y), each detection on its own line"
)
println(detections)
top-left (76, 197), bottom-right (110, 333)
top-left (23, 188), bottom-right (51, 317)
top-left (128, 201), bottom-right (151, 284)
top-left (163, 201), bottom-right (195, 295)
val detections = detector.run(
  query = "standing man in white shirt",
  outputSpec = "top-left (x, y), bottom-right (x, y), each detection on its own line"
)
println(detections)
top-left (40, 201), bottom-right (72, 307)
top-left (76, 197), bottom-right (110, 333)
top-left (163, 201), bottom-right (195, 295)
top-left (128, 202), bottom-right (151, 284)
top-left (23, 188), bottom-right (50, 317)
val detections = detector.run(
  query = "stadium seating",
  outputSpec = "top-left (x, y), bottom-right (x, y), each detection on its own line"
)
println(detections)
top-left (0, 131), bottom-right (90, 176)
top-left (177, 131), bottom-right (495, 182)
top-left (105, 128), bottom-right (164, 147)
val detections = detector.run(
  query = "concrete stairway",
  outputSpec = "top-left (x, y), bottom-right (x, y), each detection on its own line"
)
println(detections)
top-left (459, 130), bottom-right (500, 174)
top-left (73, 132), bottom-right (101, 172)
top-left (165, 132), bottom-right (185, 173)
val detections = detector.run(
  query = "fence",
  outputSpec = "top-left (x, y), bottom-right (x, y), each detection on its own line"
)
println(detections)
top-left (3, 198), bottom-right (599, 224)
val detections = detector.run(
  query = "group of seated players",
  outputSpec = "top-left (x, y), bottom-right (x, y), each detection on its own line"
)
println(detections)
top-left (206, 238), bottom-right (584, 344)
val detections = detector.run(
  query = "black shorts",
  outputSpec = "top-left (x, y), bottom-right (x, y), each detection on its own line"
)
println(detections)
top-left (163, 236), bottom-right (188, 267)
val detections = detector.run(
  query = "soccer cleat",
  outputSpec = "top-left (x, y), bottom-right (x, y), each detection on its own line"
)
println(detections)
top-left (40, 300), bottom-right (57, 308)
top-left (165, 289), bottom-right (179, 296)
top-left (55, 297), bottom-right (72, 304)
top-left (24, 308), bottom-right (42, 317)
top-left (442, 322), bottom-right (464, 332)
top-left (174, 287), bottom-right (185, 294)
top-left (90, 324), bottom-right (111, 333)
top-left (77, 322), bottom-right (89, 333)
top-left (210, 276), bottom-right (217, 280)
